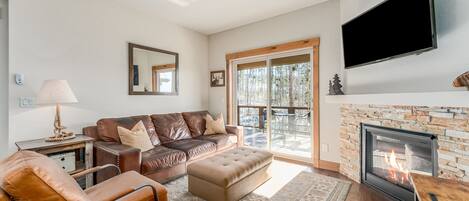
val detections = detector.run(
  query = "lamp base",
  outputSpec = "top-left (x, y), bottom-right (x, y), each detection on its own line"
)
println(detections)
top-left (45, 132), bottom-right (76, 142)
top-left (46, 104), bottom-right (77, 142)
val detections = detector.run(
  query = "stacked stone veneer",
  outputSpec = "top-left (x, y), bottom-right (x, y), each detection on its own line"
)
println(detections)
top-left (340, 104), bottom-right (469, 183)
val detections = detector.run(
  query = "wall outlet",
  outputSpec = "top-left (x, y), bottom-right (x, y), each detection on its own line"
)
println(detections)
top-left (19, 97), bottom-right (36, 108)
top-left (321, 144), bottom-right (329, 153)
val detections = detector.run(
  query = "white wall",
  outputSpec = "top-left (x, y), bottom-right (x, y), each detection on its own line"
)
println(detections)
top-left (208, 0), bottom-right (342, 162)
top-left (341, 0), bottom-right (469, 94)
top-left (0, 0), bottom-right (8, 158)
top-left (9, 0), bottom-right (209, 152)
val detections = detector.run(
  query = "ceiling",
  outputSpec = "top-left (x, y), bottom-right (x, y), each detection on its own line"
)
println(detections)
top-left (114, 0), bottom-right (329, 35)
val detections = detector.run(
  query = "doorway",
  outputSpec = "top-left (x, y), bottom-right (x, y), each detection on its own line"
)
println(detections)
top-left (232, 49), bottom-right (315, 162)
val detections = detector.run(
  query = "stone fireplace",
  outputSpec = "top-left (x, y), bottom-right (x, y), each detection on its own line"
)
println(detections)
top-left (361, 124), bottom-right (437, 201)
top-left (340, 104), bottom-right (469, 198)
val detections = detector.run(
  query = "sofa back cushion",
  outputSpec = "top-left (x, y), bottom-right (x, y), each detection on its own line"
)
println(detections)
top-left (97, 115), bottom-right (160, 145)
top-left (182, 111), bottom-right (210, 137)
top-left (0, 151), bottom-right (90, 201)
top-left (151, 113), bottom-right (192, 143)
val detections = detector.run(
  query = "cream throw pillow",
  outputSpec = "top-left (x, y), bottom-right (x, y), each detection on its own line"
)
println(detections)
top-left (117, 121), bottom-right (154, 152)
top-left (204, 113), bottom-right (227, 135)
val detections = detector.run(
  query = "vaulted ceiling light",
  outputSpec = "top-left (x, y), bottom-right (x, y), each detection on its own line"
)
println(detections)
top-left (167, 0), bottom-right (198, 7)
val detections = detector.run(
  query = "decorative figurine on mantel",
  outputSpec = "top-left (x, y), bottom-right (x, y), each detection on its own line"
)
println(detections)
top-left (453, 71), bottom-right (469, 90)
top-left (328, 74), bottom-right (345, 95)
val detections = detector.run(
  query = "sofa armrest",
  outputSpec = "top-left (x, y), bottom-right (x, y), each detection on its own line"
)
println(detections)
top-left (83, 126), bottom-right (100, 140)
top-left (225, 125), bottom-right (244, 147)
top-left (94, 141), bottom-right (142, 183)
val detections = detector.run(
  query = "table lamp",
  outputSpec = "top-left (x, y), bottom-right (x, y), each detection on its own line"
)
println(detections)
top-left (37, 80), bottom-right (78, 142)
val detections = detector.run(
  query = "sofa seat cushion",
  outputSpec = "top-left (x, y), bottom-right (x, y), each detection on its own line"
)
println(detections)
top-left (163, 139), bottom-right (217, 161)
top-left (97, 115), bottom-right (160, 145)
top-left (85, 171), bottom-right (168, 201)
top-left (182, 111), bottom-right (210, 137)
top-left (141, 146), bottom-right (187, 174)
top-left (151, 113), bottom-right (192, 143)
top-left (196, 134), bottom-right (237, 150)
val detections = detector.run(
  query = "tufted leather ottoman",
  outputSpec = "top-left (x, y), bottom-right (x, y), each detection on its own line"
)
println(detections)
top-left (187, 147), bottom-right (273, 201)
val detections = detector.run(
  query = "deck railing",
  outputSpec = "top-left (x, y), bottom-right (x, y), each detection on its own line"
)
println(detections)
top-left (237, 105), bottom-right (310, 129)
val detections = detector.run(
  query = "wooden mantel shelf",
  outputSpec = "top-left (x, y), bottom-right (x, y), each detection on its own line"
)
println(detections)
top-left (325, 91), bottom-right (469, 107)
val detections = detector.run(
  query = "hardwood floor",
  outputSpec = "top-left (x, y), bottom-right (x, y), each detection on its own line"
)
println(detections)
top-left (272, 159), bottom-right (391, 201)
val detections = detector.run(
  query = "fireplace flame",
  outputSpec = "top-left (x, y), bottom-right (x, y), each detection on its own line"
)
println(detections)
top-left (384, 150), bottom-right (409, 184)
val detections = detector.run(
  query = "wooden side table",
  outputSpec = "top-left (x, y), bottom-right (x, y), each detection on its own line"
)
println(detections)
top-left (411, 173), bottom-right (469, 201)
top-left (15, 135), bottom-right (95, 188)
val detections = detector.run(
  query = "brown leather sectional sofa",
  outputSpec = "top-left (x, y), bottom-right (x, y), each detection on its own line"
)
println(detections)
top-left (83, 111), bottom-right (243, 184)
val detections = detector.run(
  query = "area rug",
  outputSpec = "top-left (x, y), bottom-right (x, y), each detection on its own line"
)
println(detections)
top-left (164, 171), bottom-right (351, 201)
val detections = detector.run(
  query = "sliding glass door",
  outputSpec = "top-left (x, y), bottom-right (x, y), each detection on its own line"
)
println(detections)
top-left (233, 50), bottom-right (313, 161)
top-left (235, 58), bottom-right (269, 149)
top-left (269, 53), bottom-right (312, 159)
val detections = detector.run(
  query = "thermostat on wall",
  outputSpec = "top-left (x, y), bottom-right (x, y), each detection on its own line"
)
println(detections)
top-left (15, 74), bottom-right (24, 85)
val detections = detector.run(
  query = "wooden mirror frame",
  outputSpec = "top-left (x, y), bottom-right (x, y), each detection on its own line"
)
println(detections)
top-left (128, 43), bottom-right (179, 95)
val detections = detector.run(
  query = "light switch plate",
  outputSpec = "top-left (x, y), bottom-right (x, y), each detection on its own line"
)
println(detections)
top-left (19, 97), bottom-right (36, 108)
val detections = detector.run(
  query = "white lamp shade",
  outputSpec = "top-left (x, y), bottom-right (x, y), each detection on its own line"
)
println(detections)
top-left (37, 80), bottom-right (78, 105)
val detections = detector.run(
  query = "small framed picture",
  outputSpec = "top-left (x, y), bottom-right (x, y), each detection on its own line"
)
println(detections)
top-left (210, 70), bottom-right (225, 87)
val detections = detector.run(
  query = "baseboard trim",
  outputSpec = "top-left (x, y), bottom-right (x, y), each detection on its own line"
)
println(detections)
top-left (274, 155), bottom-right (313, 166)
top-left (274, 156), bottom-right (339, 172)
top-left (318, 160), bottom-right (340, 172)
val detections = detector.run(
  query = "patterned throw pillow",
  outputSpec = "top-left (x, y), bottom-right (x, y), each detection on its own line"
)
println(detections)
top-left (204, 113), bottom-right (227, 135)
top-left (117, 121), bottom-right (155, 152)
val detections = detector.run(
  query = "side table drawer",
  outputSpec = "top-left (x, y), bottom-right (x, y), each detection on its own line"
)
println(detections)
top-left (50, 152), bottom-right (76, 172)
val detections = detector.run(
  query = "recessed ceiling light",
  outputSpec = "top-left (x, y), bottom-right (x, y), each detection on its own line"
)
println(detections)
top-left (167, 0), bottom-right (198, 7)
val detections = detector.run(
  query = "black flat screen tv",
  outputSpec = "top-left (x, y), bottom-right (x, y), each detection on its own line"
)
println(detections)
top-left (342, 0), bottom-right (437, 69)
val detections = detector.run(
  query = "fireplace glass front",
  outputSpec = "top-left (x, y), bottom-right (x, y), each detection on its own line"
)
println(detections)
top-left (362, 124), bottom-right (437, 201)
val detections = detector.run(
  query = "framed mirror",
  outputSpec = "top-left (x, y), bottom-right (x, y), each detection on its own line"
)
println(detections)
top-left (129, 43), bottom-right (179, 95)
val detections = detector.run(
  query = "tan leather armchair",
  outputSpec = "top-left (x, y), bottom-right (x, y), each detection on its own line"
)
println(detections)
top-left (0, 151), bottom-right (167, 201)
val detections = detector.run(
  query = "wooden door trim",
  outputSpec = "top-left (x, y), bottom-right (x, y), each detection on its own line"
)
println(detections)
top-left (225, 38), bottom-right (320, 61)
top-left (312, 44), bottom-right (320, 168)
top-left (225, 37), bottom-right (321, 168)
top-left (153, 64), bottom-right (176, 71)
